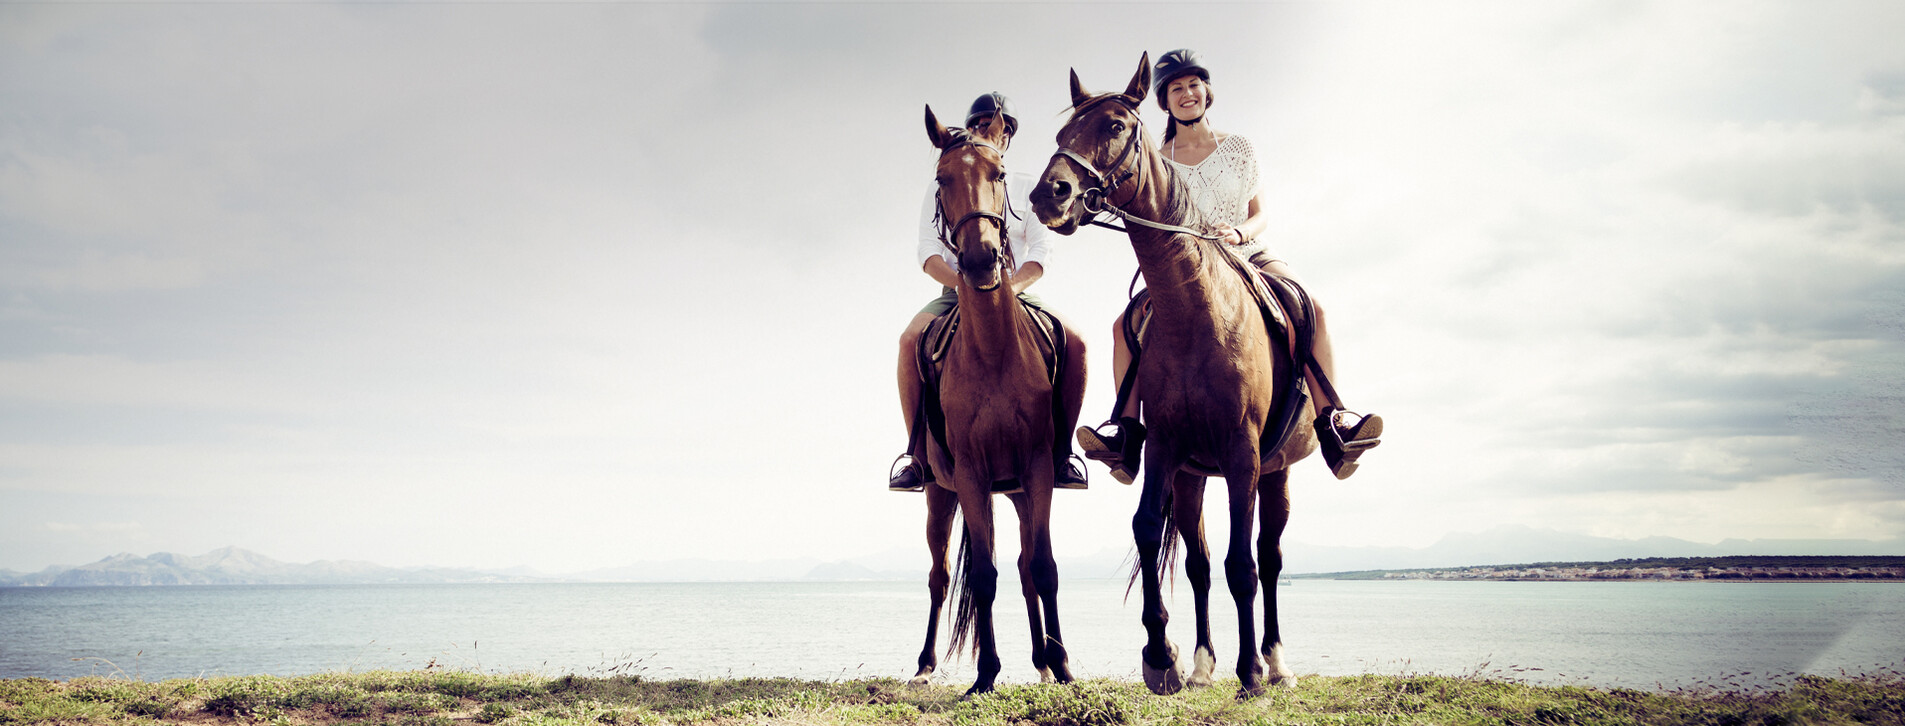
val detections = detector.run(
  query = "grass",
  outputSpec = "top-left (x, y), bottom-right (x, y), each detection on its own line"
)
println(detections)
top-left (1, 668), bottom-right (1901, 726)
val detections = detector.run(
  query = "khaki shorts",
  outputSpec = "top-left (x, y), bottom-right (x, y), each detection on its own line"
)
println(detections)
top-left (918, 286), bottom-right (1046, 316)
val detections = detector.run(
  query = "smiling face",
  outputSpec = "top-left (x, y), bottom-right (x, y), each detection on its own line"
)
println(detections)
top-left (1164, 74), bottom-right (1211, 122)
top-left (967, 114), bottom-right (1010, 142)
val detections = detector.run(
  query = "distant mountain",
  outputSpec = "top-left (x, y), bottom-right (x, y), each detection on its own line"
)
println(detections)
top-left (0, 546), bottom-right (549, 587)
top-left (10, 529), bottom-right (1895, 587)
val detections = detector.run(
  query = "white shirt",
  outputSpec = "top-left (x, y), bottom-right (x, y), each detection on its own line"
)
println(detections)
top-left (1166, 133), bottom-right (1266, 258)
top-left (916, 171), bottom-right (1056, 275)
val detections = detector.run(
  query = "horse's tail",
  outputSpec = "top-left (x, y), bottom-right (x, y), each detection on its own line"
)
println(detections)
top-left (947, 521), bottom-right (980, 658)
top-left (1125, 488), bottom-right (1181, 596)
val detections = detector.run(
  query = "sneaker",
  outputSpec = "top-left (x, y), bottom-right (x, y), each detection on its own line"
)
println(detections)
top-left (1316, 408), bottom-right (1382, 480)
top-left (888, 456), bottom-right (933, 492)
top-left (1076, 417), bottom-right (1144, 485)
top-left (1055, 455), bottom-right (1090, 490)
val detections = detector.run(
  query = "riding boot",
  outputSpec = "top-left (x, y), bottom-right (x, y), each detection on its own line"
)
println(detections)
top-left (1056, 457), bottom-right (1089, 489)
top-left (1315, 408), bottom-right (1382, 480)
top-left (1076, 416), bottom-right (1146, 485)
top-left (888, 455), bottom-right (934, 492)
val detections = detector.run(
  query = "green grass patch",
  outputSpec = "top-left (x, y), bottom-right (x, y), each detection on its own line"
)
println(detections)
top-left (0, 669), bottom-right (1900, 725)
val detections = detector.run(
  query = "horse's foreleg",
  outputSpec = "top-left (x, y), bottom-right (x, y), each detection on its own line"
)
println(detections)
top-left (1132, 445), bottom-right (1183, 695)
top-left (1258, 469), bottom-right (1296, 687)
top-left (1172, 474), bottom-right (1217, 688)
top-left (912, 484), bottom-right (958, 687)
top-left (1008, 493), bottom-right (1052, 682)
top-left (1024, 481), bottom-right (1073, 684)
top-left (955, 485), bottom-right (1002, 697)
top-left (1223, 463), bottom-right (1267, 696)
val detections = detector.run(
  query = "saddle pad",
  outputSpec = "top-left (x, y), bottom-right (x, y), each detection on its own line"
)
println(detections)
top-left (920, 300), bottom-right (1062, 377)
top-left (1124, 266), bottom-right (1312, 360)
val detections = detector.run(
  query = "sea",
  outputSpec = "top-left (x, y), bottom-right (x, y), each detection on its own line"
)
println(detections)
top-left (2, 579), bottom-right (1900, 690)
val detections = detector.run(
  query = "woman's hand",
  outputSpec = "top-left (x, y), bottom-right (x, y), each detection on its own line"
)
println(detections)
top-left (1219, 226), bottom-right (1245, 246)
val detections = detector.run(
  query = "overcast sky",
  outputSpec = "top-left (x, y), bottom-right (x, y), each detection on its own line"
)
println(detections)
top-left (3, 1), bottom-right (1901, 574)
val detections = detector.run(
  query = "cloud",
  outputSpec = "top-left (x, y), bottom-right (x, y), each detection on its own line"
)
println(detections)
top-left (3, 2), bottom-right (1903, 572)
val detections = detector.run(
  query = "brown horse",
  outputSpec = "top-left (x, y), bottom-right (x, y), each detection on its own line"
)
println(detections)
top-left (908, 105), bottom-right (1075, 696)
top-left (1030, 55), bottom-right (1317, 697)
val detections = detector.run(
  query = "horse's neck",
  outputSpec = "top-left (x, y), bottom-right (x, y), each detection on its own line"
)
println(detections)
top-left (955, 283), bottom-right (1031, 358)
top-left (1124, 153), bottom-right (1243, 328)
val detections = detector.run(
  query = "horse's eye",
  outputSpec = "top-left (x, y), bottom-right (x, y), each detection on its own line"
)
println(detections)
top-left (994, 172), bottom-right (1007, 183)
top-left (1110, 120), bottom-right (1127, 134)
top-left (936, 176), bottom-right (949, 187)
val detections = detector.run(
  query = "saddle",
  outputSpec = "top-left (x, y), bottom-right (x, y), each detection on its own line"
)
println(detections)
top-left (914, 299), bottom-right (1068, 475)
top-left (1120, 253), bottom-right (1320, 462)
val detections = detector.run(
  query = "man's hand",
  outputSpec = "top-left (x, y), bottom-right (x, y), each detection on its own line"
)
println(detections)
top-left (1010, 261), bottom-right (1044, 295)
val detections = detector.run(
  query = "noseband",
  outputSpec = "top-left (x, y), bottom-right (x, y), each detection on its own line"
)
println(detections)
top-left (933, 133), bottom-right (1019, 272)
top-left (1050, 95), bottom-right (1220, 241)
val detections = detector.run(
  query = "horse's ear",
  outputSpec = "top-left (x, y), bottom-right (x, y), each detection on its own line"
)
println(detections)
top-left (1125, 51), bottom-right (1151, 103)
top-left (1069, 68), bottom-right (1090, 108)
top-left (924, 104), bottom-right (950, 149)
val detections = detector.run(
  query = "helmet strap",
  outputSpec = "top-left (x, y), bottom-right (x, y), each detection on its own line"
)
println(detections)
top-left (1171, 113), bottom-right (1206, 128)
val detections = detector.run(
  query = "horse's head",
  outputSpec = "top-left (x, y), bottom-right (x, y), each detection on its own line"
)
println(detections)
top-left (925, 104), bottom-right (1013, 292)
top-left (1032, 53), bottom-right (1152, 236)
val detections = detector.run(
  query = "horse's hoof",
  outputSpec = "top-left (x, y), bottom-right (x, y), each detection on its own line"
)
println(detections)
top-left (1142, 643), bottom-right (1185, 695)
top-left (962, 682), bottom-right (996, 700)
top-left (1045, 642), bottom-right (1075, 684)
top-left (1038, 667), bottom-right (1055, 684)
top-left (907, 675), bottom-right (932, 688)
top-left (1188, 646), bottom-right (1217, 688)
top-left (1265, 643), bottom-right (1296, 686)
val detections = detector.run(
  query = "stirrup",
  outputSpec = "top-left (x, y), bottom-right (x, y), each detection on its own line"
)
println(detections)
top-left (1316, 408), bottom-right (1382, 480)
top-left (1055, 454), bottom-right (1090, 490)
top-left (887, 454), bottom-right (931, 492)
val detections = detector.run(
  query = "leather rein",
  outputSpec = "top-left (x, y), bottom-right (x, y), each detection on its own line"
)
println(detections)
top-left (932, 133), bottom-right (1020, 277)
top-left (1050, 95), bottom-right (1221, 242)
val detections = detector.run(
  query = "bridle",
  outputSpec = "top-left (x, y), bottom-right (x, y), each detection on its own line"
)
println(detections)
top-left (1050, 95), bottom-right (1221, 241)
top-left (932, 131), bottom-right (1019, 274)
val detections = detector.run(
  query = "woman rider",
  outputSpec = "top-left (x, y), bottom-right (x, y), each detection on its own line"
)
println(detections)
top-left (1075, 49), bottom-right (1384, 482)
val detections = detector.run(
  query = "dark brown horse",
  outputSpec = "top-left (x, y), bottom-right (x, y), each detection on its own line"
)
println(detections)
top-left (1030, 55), bottom-right (1317, 696)
top-left (909, 105), bottom-right (1075, 696)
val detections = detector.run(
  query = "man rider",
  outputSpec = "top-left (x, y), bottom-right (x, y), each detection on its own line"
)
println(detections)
top-left (889, 92), bottom-right (1090, 492)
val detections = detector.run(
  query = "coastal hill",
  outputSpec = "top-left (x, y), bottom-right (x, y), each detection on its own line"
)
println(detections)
top-left (1300, 555), bottom-right (1905, 581)
top-left (0, 546), bottom-right (546, 587)
top-left (7, 527), bottom-right (1900, 586)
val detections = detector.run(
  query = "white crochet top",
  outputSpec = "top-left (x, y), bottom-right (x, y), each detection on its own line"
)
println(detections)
top-left (1166, 133), bottom-right (1266, 258)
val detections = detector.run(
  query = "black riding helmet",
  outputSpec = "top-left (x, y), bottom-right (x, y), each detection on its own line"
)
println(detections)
top-left (1153, 48), bottom-right (1212, 112)
top-left (966, 92), bottom-right (1019, 137)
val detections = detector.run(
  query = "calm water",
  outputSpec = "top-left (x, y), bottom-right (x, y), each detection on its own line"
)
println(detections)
top-left (2, 580), bottom-right (1900, 689)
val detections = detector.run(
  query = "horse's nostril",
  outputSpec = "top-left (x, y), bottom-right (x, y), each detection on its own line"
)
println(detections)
top-left (1052, 180), bottom-right (1072, 199)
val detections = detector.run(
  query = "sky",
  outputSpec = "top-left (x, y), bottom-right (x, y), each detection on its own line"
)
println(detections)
top-left (2, 1), bottom-right (1902, 575)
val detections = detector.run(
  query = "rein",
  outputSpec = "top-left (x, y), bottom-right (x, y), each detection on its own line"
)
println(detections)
top-left (932, 133), bottom-right (1020, 281)
top-left (1052, 95), bottom-right (1222, 242)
